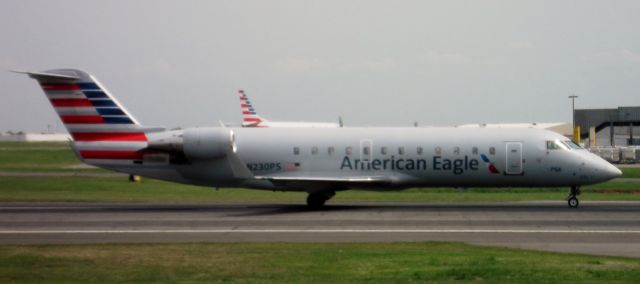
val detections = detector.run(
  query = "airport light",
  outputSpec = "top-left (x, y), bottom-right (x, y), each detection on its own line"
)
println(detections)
top-left (569, 95), bottom-right (578, 130)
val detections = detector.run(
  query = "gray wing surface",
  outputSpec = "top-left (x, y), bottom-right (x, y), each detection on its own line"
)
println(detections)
top-left (254, 175), bottom-right (393, 191)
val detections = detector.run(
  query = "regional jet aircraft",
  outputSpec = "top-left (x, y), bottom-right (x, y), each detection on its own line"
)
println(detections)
top-left (16, 69), bottom-right (622, 208)
top-left (238, 89), bottom-right (340, 128)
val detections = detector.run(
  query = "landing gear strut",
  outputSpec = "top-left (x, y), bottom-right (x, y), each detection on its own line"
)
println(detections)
top-left (306, 191), bottom-right (335, 208)
top-left (567, 186), bottom-right (581, 208)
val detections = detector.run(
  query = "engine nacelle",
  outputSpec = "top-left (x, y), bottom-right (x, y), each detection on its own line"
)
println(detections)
top-left (183, 128), bottom-right (234, 160)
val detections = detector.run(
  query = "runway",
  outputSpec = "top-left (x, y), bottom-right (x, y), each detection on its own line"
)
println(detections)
top-left (1, 201), bottom-right (639, 258)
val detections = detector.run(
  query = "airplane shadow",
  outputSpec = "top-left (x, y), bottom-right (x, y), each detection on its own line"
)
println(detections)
top-left (224, 202), bottom-right (640, 217)
top-left (1, 202), bottom-right (637, 216)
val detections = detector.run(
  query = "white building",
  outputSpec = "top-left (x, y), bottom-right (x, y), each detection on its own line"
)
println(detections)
top-left (0, 133), bottom-right (71, 142)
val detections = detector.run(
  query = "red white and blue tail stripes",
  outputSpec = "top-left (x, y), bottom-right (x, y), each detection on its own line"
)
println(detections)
top-left (42, 82), bottom-right (137, 125)
top-left (238, 89), bottom-right (265, 127)
top-left (28, 69), bottom-right (149, 164)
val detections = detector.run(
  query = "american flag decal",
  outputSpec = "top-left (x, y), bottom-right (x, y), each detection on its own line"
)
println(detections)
top-left (286, 162), bottom-right (300, 171)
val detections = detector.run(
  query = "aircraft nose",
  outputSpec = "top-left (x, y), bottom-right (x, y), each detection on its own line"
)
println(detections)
top-left (607, 164), bottom-right (623, 178)
top-left (596, 160), bottom-right (622, 181)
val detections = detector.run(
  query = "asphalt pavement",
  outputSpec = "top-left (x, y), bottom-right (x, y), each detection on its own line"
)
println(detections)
top-left (0, 201), bottom-right (639, 258)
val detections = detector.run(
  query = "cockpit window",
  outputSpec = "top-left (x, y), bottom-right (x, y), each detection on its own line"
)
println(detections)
top-left (563, 140), bottom-right (583, 150)
top-left (546, 140), bottom-right (568, 150)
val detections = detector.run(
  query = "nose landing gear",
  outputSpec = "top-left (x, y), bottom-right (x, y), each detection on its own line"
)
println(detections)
top-left (567, 186), bottom-right (581, 208)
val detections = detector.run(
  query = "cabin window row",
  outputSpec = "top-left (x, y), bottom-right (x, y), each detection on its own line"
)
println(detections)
top-left (293, 146), bottom-right (496, 156)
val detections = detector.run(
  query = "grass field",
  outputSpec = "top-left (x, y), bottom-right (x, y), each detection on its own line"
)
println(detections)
top-left (0, 142), bottom-right (104, 172)
top-left (2, 176), bottom-right (640, 203)
top-left (1, 142), bottom-right (640, 203)
top-left (621, 167), bottom-right (640, 178)
top-left (1, 242), bottom-right (639, 283)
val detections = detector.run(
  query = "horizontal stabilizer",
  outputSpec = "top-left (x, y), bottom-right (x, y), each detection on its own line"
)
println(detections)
top-left (11, 70), bottom-right (79, 81)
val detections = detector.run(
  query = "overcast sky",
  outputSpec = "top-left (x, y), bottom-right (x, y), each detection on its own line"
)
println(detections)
top-left (1, 1), bottom-right (639, 132)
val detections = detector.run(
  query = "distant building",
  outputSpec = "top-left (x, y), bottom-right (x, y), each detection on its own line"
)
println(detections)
top-left (0, 133), bottom-right (71, 142)
top-left (575, 106), bottom-right (640, 147)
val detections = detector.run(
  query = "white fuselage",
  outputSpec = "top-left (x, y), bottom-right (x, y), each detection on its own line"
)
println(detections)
top-left (119, 127), bottom-right (621, 191)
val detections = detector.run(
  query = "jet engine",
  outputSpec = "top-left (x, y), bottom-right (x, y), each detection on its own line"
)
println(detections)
top-left (146, 128), bottom-right (235, 161)
top-left (183, 128), bottom-right (234, 160)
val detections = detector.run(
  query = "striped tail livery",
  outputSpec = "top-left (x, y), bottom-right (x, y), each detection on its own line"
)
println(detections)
top-left (238, 89), bottom-right (266, 127)
top-left (237, 89), bottom-right (340, 128)
top-left (16, 69), bottom-right (150, 166)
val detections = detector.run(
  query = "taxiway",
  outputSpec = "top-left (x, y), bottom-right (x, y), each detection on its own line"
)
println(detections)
top-left (0, 201), bottom-right (639, 257)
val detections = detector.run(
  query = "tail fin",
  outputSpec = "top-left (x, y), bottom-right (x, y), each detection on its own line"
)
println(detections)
top-left (17, 69), bottom-right (148, 163)
top-left (238, 89), bottom-right (267, 127)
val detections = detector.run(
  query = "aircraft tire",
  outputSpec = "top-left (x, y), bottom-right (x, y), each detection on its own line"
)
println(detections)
top-left (568, 197), bottom-right (579, 208)
top-left (306, 193), bottom-right (326, 208)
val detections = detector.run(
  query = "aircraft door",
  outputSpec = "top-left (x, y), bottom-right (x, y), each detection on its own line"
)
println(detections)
top-left (360, 139), bottom-right (373, 164)
top-left (505, 142), bottom-right (523, 175)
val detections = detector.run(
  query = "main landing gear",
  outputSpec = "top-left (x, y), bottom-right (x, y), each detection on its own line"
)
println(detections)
top-left (567, 186), bottom-right (581, 208)
top-left (306, 191), bottom-right (335, 208)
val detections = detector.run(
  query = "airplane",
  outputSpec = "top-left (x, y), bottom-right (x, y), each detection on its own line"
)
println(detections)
top-left (238, 89), bottom-right (341, 128)
top-left (15, 69), bottom-right (621, 208)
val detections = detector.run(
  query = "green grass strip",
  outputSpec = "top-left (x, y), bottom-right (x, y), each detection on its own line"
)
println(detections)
top-left (621, 167), bottom-right (640, 178)
top-left (0, 242), bottom-right (639, 283)
top-left (0, 142), bottom-right (104, 172)
top-left (1, 176), bottom-right (640, 203)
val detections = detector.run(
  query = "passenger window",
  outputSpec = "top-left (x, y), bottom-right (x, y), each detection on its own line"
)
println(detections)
top-left (454, 147), bottom-right (460, 155)
top-left (489, 147), bottom-right (495, 155)
top-left (363, 146), bottom-right (370, 155)
top-left (435, 147), bottom-right (442, 155)
top-left (417, 146), bottom-right (423, 155)
top-left (328, 146), bottom-right (335, 155)
top-left (398, 147), bottom-right (405, 155)
top-left (293, 147), bottom-right (300, 155)
top-left (381, 146), bottom-right (387, 155)
top-left (472, 147), bottom-right (478, 155)
top-left (311, 146), bottom-right (318, 155)
top-left (346, 146), bottom-right (352, 155)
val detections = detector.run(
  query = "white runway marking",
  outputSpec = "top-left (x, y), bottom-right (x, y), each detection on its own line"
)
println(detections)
top-left (0, 229), bottom-right (639, 234)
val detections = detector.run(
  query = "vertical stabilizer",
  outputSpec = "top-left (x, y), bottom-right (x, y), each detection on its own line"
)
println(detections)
top-left (17, 69), bottom-right (148, 164)
top-left (238, 89), bottom-right (267, 127)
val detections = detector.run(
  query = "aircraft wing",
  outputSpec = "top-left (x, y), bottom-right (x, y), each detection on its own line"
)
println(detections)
top-left (254, 175), bottom-right (394, 191)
